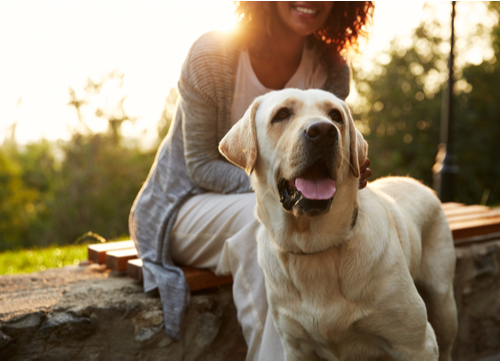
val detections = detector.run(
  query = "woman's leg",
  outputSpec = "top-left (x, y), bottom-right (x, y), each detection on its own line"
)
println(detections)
top-left (170, 193), bottom-right (284, 361)
top-left (170, 192), bottom-right (256, 273)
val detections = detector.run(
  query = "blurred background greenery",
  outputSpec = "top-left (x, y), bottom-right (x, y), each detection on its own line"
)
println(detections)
top-left (0, 3), bottom-right (499, 271)
top-left (0, 70), bottom-right (174, 255)
top-left (352, 2), bottom-right (500, 206)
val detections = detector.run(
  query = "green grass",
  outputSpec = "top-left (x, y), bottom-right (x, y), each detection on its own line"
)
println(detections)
top-left (0, 244), bottom-right (88, 275)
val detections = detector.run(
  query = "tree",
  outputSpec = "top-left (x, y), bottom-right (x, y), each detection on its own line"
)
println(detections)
top-left (48, 132), bottom-right (154, 245)
top-left (0, 70), bottom-right (157, 250)
top-left (352, 3), bottom-right (500, 205)
top-left (67, 70), bottom-right (137, 144)
top-left (454, 3), bottom-right (500, 205)
top-left (0, 141), bottom-right (57, 250)
top-left (48, 71), bottom-right (155, 245)
top-left (352, 12), bottom-right (446, 187)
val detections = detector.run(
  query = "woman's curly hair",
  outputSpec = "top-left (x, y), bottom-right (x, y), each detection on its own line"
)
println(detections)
top-left (234, 2), bottom-right (374, 57)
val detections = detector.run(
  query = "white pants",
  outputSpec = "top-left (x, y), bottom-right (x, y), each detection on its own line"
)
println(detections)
top-left (170, 193), bottom-right (284, 361)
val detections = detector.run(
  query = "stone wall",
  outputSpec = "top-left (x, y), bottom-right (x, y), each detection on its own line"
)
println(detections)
top-left (453, 240), bottom-right (500, 361)
top-left (0, 265), bottom-right (246, 360)
top-left (1, 239), bottom-right (500, 361)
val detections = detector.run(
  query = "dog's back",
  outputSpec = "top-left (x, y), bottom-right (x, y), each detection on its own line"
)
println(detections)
top-left (369, 176), bottom-right (445, 233)
top-left (366, 176), bottom-right (453, 278)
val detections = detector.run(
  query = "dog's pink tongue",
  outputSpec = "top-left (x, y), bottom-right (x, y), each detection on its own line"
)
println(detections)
top-left (295, 167), bottom-right (336, 200)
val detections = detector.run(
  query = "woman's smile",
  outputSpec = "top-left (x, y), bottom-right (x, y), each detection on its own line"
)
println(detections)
top-left (276, 2), bottom-right (334, 37)
top-left (292, 3), bottom-right (321, 17)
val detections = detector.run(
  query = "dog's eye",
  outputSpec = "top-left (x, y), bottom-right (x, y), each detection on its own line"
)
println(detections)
top-left (329, 109), bottom-right (343, 124)
top-left (272, 108), bottom-right (291, 123)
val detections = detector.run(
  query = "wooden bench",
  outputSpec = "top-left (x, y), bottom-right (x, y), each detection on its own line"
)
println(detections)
top-left (87, 202), bottom-right (500, 290)
top-left (441, 202), bottom-right (500, 243)
top-left (87, 241), bottom-right (234, 290)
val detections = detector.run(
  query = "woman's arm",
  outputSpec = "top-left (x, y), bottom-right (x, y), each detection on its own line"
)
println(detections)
top-left (178, 79), bottom-right (252, 194)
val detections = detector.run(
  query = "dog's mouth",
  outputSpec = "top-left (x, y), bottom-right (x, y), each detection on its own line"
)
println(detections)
top-left (278, 161), bottom-right (336, 216)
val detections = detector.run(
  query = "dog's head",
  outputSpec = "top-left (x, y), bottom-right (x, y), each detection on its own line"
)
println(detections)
top-left (220, 89), bottom-right (367, 218)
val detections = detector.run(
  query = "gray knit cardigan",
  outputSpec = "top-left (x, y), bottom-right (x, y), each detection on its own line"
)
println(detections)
top-left (129, 30), bottom-right (350, 340)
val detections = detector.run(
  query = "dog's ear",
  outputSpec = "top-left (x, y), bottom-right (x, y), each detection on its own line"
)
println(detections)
top-left (219, 98), bottom-right (261, 175)
top-left (344, 104), bottom-right (368, 178)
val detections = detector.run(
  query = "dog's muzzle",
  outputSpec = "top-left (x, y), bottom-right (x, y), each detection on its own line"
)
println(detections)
top-left (277, 120), bottom-right (339, 217)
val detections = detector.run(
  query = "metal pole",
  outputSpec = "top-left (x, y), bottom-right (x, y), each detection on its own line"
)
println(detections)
top-left (433, 1), bottom-right (459, 202)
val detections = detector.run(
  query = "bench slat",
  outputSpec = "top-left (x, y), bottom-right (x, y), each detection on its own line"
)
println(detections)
top-left (444, 205), bottom-right (491, 218)
top-left (450, 216), bottom-right (500, 240)
top-left (454, 231), bottom-right (500, 247)
top-left (447, 209), bottom-right (500, 224)
top-left (88, 240), bottom-right (135, 264)
top-left (126, 259), bottom-right (232, 291)
top-left (182, 266), bottom-right (233, 291)
top-left (127, 258), bottom-right (143, 282)
top-left (106, 248), bottom-right (138, 271)
top-left (441, 202), bottom-right (465, 211)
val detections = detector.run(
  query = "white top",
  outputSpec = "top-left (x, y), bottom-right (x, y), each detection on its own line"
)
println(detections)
top-left (230, 46), bottom-right (328, 126)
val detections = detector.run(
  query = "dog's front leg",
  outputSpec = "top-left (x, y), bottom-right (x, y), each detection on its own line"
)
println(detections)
top-left (273, 314), bottom-right (328, 361)
top-left (386, 321), bottom-right (439, 361)
top-left (281, 335), bottom-right (327, 361)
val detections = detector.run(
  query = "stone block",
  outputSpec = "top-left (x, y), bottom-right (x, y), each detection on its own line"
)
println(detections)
top-left (453, 240), bottom-right (500, 361)
top-left (0, 265), bottom-right (246, 361)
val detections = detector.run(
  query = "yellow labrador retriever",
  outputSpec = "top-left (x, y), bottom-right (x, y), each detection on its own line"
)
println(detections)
top-left (219, 89), bottom-right (457, 361)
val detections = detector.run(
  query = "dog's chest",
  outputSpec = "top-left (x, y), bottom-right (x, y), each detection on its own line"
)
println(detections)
top-left (280, 270), bottom-right (365, 332)
top-left (265, 250), bottom-right (368, 340)
top-left (270, 265), bottom-right (381, 359)
top-left (258, 227), bottom-right (387, 357)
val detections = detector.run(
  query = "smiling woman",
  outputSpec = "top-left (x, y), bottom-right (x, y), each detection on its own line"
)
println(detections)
top-left (237, 1), bottom-right (372, 52)
top-left (235, 1), bottom-right (373, 91)
top-left (129, 2), bottom-right (373, 359)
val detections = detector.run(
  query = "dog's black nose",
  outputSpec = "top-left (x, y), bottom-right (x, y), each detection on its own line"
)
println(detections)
top-left (304, 121), bottom-right (337, 143)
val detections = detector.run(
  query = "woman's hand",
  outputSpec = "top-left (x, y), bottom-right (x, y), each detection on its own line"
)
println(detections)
top-left (359, 158), bottom-right (372, 190)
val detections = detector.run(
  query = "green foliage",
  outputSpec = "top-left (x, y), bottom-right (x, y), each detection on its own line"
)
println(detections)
top-left (0, 72), bottom-right (158, 251)
top-left (0, 244), bottom-right (87, 275)
top-left (353, 4), bottom-right (500, 205)
top-left (48, 132), bottom-right (155, 246)
top-left (353, 14), bottom-right (446, 187)
top-left (43, 71), bottom-right (157, 246)
top-left (0, 141), bottom-right (57, 250)
top-left (454, 24), bottom-right (500, 205)
top-left (0, 135), bottom-right (154, 251)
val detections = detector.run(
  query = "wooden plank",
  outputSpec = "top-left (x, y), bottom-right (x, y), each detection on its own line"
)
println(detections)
top-left (106, 248), bottom-right (138, 272)
top-left (447, 209), bottom-right (500, 224)
top-left (444, 205), bottom-right (490, 218)
top-left (125, 260), bottom-right (233, 290)
top-left (454, 231), bottom-right (500, 247)
top-left (182, 266), bottom-right (233, 291)
top-left (88, 240), bottom-right (135, 264)
top-left (127, 258), bottom-right (143, 282)
top-left (441, 202), bottom-right (465, 211)
top-left (451, 216), bottom-right (500, 240)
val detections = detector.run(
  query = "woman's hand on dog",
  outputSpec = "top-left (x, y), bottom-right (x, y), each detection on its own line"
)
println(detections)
top-left (359, 158), bottom-right (372, 190)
